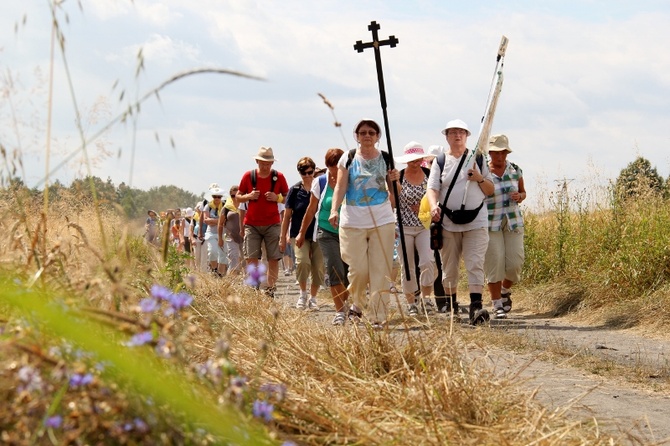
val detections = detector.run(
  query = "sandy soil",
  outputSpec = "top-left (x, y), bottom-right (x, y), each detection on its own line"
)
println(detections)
top-left (272, 273), bottom-right (670, 445)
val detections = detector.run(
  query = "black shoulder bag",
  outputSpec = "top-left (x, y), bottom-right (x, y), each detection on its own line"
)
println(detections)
top-left (430, 152), bottom-right (468, 250)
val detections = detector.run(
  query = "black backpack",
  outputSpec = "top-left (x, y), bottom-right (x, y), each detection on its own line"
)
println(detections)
top-left (250, 169), bottom-right (278, 192)
top-left (399, 166), bottom-right (431, 183)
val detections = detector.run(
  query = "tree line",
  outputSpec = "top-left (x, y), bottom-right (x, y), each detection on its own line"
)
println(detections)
top-left (1, 175), bottom-right (201, 219)
top-left (0, 155), bottom-right (665, 218)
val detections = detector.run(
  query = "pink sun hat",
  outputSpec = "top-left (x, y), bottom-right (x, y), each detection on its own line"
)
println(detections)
top-left (394, 141), bottom-right (429, 164)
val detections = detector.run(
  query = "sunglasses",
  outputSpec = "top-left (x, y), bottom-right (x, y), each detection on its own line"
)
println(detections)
top-left (358, 130), bottom-right (377, 136)
top-left (300, 170), bottom-right (315, 176)
top-left (230, 194), bottom-right (236, 198)
top-left (212, 195), bottom-right (222, 199)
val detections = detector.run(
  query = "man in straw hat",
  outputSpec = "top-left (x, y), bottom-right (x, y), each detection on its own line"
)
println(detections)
top-left (484, 134), bottom-right (526, 319)
top-left (237, 146), bottom-right (290, 298)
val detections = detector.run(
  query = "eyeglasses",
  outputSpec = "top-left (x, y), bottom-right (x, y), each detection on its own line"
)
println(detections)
top-left (212, 195), bottom-right (222, 199)
top-left (300, 170), bottom-right (315, 176)
top-left (358, 131), bottom-right (377, 136)
top-left (230, 194), bottom-right (236, 198)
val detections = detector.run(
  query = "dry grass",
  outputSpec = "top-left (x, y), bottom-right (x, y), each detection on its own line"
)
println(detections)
top-left (0, 192), bottom-right (626, 444)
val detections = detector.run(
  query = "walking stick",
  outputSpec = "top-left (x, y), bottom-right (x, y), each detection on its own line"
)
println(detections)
top-left (354, 21), bottom-right (411, 281)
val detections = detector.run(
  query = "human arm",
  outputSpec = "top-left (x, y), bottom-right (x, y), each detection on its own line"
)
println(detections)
top-left (217, 211), bottom-right (226, 247)
top-left (386, 168), bottom-right (400, 209)
top-left (511, 176), bottom-right (526, 203)
top-left (279, 207), bottom-right (292, 253)
top-left (296, 193), bottom-right (318, 249)
top-left (427, 188), bottom-right (441, 222)
top-left (328, 167), bottom-right (348, 228)
top-left (467, 164), bottom-right (494, 196)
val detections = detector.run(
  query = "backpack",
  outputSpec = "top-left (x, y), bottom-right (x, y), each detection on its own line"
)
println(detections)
top-left (434, 150), bottom-right (484, 183)
top-left (344, 149), bottom-right (392, 170)
top-left (250, 168), bottom-right (278, 192)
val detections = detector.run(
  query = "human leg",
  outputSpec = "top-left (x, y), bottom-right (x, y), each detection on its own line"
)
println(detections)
top-left (339, 227), bottom-right (370, 317)
top-left (367, 223), bottom-right (395, 324)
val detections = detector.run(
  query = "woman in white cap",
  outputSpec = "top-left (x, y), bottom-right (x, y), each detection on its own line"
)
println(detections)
top-left (329, 119), bottom-right (400, 329)
top-left (484, 134), bottom-right (526, 318)
top-left (395, 141), bottom-right (437, 317)
top-left (426, 119), bottom-right (494, 325)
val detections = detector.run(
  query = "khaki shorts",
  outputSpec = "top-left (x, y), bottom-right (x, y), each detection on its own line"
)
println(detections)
top-left (244, 224), bottom-right (281, 260)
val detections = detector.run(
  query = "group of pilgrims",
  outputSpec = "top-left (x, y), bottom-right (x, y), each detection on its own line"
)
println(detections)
top-left (145, 118), bottom-right (526, 328)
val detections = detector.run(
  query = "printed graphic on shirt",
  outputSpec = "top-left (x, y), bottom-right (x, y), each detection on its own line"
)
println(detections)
top-left (346, 157), bottom-right (389, 207)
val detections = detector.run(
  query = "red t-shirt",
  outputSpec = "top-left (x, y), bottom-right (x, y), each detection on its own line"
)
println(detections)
top-left (238, 170), bottom-right (289, 226)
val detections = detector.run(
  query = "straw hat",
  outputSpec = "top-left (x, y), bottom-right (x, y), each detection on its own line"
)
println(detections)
top-left (488, 134), bottom-right (513, 153)
top-left (253, 146), bottom-right (276, 162)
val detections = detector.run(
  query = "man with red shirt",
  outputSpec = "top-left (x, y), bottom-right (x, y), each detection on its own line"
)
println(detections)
top-left (237, 147), bottom-right (290, 297)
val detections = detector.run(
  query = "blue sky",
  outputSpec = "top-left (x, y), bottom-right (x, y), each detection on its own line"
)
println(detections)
top-left (2, 0), bottom-right (670, 210)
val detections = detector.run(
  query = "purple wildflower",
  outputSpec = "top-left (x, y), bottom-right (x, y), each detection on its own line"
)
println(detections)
top-left (186, 274), bottom-right (196, 288)
top-left (252, 399), bottom-right (274, 422)
top-left (150, 284), bottom-right (173, 301)
top-left (139, 297), bottom-right (159, 313)
top-left (17, 365), bottom-right (43, 392)
top-left (126, 331), bottom-right (153, 347)
top-left (282, 442), bottom-right (298, 446)
top-left (168, 292), bottom-right (193, 310)
top-left (259, 382), bottom-right (287, 401)
top-left (69, 373), bottom-right (94, 388)
top-left (134, 418), bottom-right (149, 434)
top-left (44, 415), bottom-right (62, 428)
top-left (245, 263), bottom-right (267, 287)
top-left (154, 337), bottom-right (172, 358)
top-left (230, 376), bottom-right (247, 393)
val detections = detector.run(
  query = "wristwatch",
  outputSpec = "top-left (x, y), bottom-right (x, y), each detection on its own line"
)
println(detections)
top-left (477, 179), bottom-right (485, 184)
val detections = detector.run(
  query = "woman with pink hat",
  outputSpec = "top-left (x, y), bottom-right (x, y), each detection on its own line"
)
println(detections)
top-left (394, 141), bottom-right (437, 317)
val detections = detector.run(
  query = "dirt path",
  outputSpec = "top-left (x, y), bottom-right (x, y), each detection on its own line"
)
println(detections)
top-left (272, 274), bottom-right (670, 445)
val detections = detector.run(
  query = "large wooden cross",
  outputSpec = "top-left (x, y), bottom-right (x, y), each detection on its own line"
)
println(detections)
top-left (354, 21), bottom-right (411, 280)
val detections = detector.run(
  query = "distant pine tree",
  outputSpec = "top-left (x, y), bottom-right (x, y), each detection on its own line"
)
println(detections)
top-left (615, 156), bottom-right (664, 200)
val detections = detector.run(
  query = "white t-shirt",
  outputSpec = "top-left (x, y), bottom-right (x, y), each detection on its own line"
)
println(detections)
top-left (427, 150), bottom-right (492, 231)
top-left (337, 151), bottom-right (395, 229)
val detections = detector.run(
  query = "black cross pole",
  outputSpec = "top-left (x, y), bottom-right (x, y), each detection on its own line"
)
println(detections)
top-left (354, 21), bottom-right (411, 281)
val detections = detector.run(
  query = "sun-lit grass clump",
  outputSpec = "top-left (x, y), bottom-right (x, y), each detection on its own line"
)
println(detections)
top-left (521, 182), bottom-right (670, 330)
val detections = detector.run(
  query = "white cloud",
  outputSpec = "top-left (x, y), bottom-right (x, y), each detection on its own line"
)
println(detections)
top-left (4, 0), bottom-right (670, 208)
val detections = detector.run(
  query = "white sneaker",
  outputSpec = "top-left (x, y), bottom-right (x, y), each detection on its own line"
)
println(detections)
top-left (332, 312), bottom-right (346, 326)
top-left (308, 297), bottom-right (319, 311)
top-left (493, 307), bottom-right (507, 319)
top-left (296, 295), bottom-right (307, 310)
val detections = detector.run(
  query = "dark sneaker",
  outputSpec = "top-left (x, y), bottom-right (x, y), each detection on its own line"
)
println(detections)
top-left (501, 293), bottom-right (513, 313)
top-left (348, 305), bottom-right (363, 322)
top-left (469, 307), bottom-right (490, 325)
top-left (264, 286), bottom-right (276, 299)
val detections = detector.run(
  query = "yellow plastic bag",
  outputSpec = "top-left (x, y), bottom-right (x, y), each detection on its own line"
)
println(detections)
top-left (418, 195), bottom-right (432, 229)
